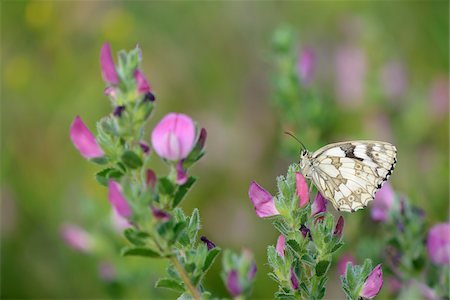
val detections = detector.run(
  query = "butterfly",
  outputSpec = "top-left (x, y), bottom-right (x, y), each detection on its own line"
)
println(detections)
top-left (296, 140), bottom-right (397, 212)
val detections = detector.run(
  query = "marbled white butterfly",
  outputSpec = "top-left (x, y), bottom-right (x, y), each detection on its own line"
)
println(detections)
top-left (289, 134), bottom-right (397, 212)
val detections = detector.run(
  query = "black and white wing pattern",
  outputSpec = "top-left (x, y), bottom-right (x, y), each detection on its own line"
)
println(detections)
top-left (309, 141), bottom-right (397, 212)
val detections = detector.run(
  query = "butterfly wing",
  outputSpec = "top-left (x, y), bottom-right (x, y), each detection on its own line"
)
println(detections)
top-left (310, 141), bottom-right (397, 212)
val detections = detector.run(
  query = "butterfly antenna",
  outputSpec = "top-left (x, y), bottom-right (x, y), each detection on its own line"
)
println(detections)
top-left (284, 131), bottom-right (307, 151)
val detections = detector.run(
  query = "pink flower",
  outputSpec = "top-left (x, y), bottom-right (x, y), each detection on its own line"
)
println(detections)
top-left (70, 116), bottom-right (104, 159)
top-left (334, 216), bottom-right (344, 237)
top-left (311, 191), bottom-right (327, 216)
top-left (108, 180), bottom-right (132, 219)
top-left (110, 210), bottom-right (131, 233)
top-left (226, 269), bottom-right (242, 297)
top-left (100, 42), bottom-right (119, 85)
top-left (134, 69), bottom-right (152, 94)
top-left (151, 113), bottom-right (196, 161)
top-left (334, 45), bottom-right (366, 107)
top-left (276, 235), bottom-right (285, 257)
top-left (297, 48), bottom-right (316, 86)
top-left (146, 169), bottom-right (157, 190)
top-left (380, 61), bottom-right (407, 100)
top-left (61, 224), bottom-right (92, 252)
top-left (295, 172), bottom-right (309, 208)
top-left (429, 76), bottom-right (449, 119)
top-left (426, 223), bottom-right (450, 265)
top-left (371, 183), bottom-right (395, 222)
top-left (337, 254), bottom-right (356, 275)
top-left (176, 160), bottom-right (188, 185)
top-left (248, 181), bottom-right (280, 218)
top-left (360, 264), bottom-right (383, 299)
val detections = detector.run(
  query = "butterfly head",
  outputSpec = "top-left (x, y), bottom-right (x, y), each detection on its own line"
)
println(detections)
top-left (299, 149), bottom-right (313, 178)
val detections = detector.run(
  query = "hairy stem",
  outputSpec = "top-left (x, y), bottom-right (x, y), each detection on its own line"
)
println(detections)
top-left (170, 255), bottom-right (201, 300)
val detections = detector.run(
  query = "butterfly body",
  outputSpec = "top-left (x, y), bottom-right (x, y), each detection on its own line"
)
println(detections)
top-left (299, 141), bottom-right (397, 212)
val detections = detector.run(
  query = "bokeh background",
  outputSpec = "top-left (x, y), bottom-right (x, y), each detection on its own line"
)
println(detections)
top-left (1, 1), bottom-right (448, 299)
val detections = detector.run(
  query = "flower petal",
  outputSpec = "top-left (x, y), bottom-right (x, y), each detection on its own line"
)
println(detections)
top-left (100, 42), bottom-right (119, 85)
top-left (276, 235), bottom-right (285, 257)
top-left (151, 113), bottom-right (196, 161)
top-left (108, 180), bottom-right (132, 219)
top-left (134, 69), bottom-right (151, 94)
top-left (360, 264), bottom-right (383, 299)
top-left (427, 223), bottom-right (450, 265)
top-left (70, 116), bottom-right (104, 159)
top-left (334, 216), bottom-right (344, 237)
top-left (248, 181), bottom-right (279, 218)
top-left (371, 183), bottom-right (395, 222)
top-left (61, 224), bottom-right (92, 252)
top-left (296, 172), bottom-right (309, 207)
top-left (311, 191), bottom-right (328, 216)
top-left (226, 270), bottom-right (242, 297)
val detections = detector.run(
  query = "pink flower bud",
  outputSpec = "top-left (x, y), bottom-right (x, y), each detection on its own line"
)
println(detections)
top-left (146, 169), bottom-right (156, 190)
top-left (176, 160), bottom-right (188, 185)
top-left (371, 183), bottom-right (395, 222)
top-left (226, 269), bottom-right (242, 297)
top-left (290, 268), bottom-right (299, 290)
top-left (134, 69), bottom-right (152, 94)
top-left (276, 235), bottom-right (285, 257)
top-left (200, 236), bottom-right (216, 251)
top-left (197, 127), bottom-right (207, 150)
top-left (100, 42), bottom-right (119, 85)
top-left (427, 223), bottom-right (450, 265)
top-left (61, 224), bottom-right (92, 252)
top-left (334, 216), bottom-right (344, 237)
top-left (151, 113), bottom-right (196, 161)
top-left (151, 206), bottom-right (171, 221)
top-left (108, 180), bottom-right (132, 219)
top-left (311, 191), bottom-right (327, 216)
top-left (110, 210), bottom-right (131, 233)
top-left (248, 181), bottom-right (280, 218)
top-left (296, 172), bottom-right (309, 208)
top-left (297, 48), bottom-right (316, 86)
top-left (337, 254), bottom-right (356, 276)
top-left (70, 116), bottom-right (104, 159)
top-left (360, 264), bottom-right (383, 299)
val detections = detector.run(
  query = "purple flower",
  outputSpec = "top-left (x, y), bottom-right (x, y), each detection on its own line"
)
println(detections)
top-left (300, 224), bottom-right (311, 239)
top-left (61, 224), bottom-right (92, 252)
top-left (196, 127), bottom-right (207, 150)
top-left (276, 235), bottom-right (285, 257)
top-left (334, 216), bottom-right (344, 237)
top-left (176, 160), bottom-right (188, 185)
top-left (100, 42), bottom-right (119, 85)
top-left (380, 61), bottom-right (407, 100)
top-left (248, 262), bottom-right (257, 281)
top-left (290, 268), bottom-right (299, 290)
top-left (427, 223), bottom-right (450, 265)
top-left (248, 181), bottom-right (279, 218)
top-left (296, 172), bottom-right (309, 208)
top-left (151, 206), bottom-right (171, 221)
top-left (371, 183), bottom-right (395, 222)
top-left (98, 262), bottom-right (116, 282)
top-left (110, 210), bottom-right (131, 233)
top-left (311, 191), bottom-right (327, 216)
top-left (297, 48), bottom-right (316, 86)
top-left (226, 269), bottom-right (242, 297)
top-left (200, 236), bottom-right (216, 251)
top-left (337, 254), bottom-right (356, 276)
top-left (360, 264), bottom-right (383, 299)
top-left (108, 180), bottom-right (132, 219)
top-left (113, 105), bottom-right (125, 117)
top-left (429, 76), bottom-right (449, 119)
top-left (139, 142), bottom-right (150, 154)
top-left (70, 116), bottom-right (104, 159)
top-left (151, 113), bottom-right (196, 161)
top-left (146, 169), bottom-right (156, 190)
top-left (134, 69), bottom-right (152, 94)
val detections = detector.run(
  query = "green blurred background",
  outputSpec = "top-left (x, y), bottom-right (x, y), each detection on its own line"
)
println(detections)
top-left (1, 1), bottom-right (448, 299)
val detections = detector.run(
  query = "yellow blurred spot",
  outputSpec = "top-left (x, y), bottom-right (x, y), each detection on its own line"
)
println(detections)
top-left (25, 1), bottom-right (54, 29)
top-left (101, 8), bottom-right (135, 43)
top-left (5, 56), bottom-right (31, 90)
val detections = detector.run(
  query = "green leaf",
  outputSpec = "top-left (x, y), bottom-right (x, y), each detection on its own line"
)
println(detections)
top-left (286, 239), bottom-right (302, 255)
top-left (187, 209), bottom-right (200, 242)
top-left (301, 254), bottom-right (315, 266)
top-left (121, 246), bottom-right (161, 258)
top-left (202, 247), bottom-right (221, 272)
top-left (124, 228), bottom-right (149, 246)
top-left (96, 168), bottom-right (123, 186)
top-left (274, 291), bottom-right (296, 300)
top-left (272, 219), bottom-right (290, 236)
top-left (121, 150), bottom-right (143, 169)
top-left (315, 260), bottom-right (330, 277)
top-left (172, 177), bottom-right (196, 208)
top-left (158, 177), bottom-right (176, 195)
top-left (331, 241), bottom-right (344, 253)
top-left (170, 221), bottom-right (187, 245)
top-left (155, 278), bottom-right (185, 293)
top-left (90, 156), bottom-right (109, 165)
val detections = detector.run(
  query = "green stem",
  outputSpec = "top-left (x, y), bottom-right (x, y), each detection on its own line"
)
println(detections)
top-left (170, 255), bottom-right (201, 300)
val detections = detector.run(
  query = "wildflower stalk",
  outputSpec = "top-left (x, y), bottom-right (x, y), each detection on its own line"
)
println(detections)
top-left (70, 43), bottom-right (257, 299)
